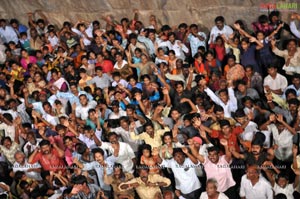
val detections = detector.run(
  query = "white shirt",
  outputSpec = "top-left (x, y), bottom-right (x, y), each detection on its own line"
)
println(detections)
top-left (0, 25), bottom-right (18, 43)
top-left (13, 159), bottom-right (42, 181)
top-left (263, 73), bottom-right (288, 93)
top-left (204, 87), bottom-right (237, 117)
top-left (200, 192), bottom-right (229, 199)
top-left (78, 129), bottom-right (102, 149)
top-left (290, 21), bottom-right (300, 39)
top-left (72, 23), bottom-right (93, 46)
top-left (0, 122), bottom-right (15, 141)
top-left (160, 158), bottom-right (201, 194)
top-left (101, 142), bottom-right (136, 173)
top-left (239, 174), bottom-right (273, 199)
top-left (238, 121), bottom-right (258, 142)
top-left (268, 124), bottom-right (293, 161)
top-left (110, 126), bottom-right (141, 152)
top-left (23, 139), bottom-right (42, 157)
top-left (273, 183), bottom-right (294, 199)
top-left (108, 109), bottom-right (127, 120)
top-left (167, 40), bottom-right (189, 60)
top-left (42, 113), bottom-right (59, 126)
top-left (187, 32), bottom-right (207, 56)
top-left (208, 25), bottom-right (233, 44)
top-left (48, 35), bottom-right (59, 47)
top-left (75, 100), bottom-right (97, 120)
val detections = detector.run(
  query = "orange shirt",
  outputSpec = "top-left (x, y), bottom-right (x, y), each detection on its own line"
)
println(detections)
top-left (211, 126), bottom-right (243, 152)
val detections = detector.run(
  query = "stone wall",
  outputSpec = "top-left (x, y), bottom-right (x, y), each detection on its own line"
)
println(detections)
top-left (0, 0), bottom-right (296, 33)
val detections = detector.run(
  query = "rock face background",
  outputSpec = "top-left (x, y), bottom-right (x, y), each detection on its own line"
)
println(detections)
top-left (0, 0), bottom-right (296, 32)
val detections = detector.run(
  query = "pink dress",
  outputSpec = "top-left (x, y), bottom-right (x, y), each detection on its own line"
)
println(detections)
top-left (20, 56), bottom-right (37, 70)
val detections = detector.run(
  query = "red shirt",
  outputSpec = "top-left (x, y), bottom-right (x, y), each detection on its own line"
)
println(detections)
top-left (31, 148), bottom-right (65, 172)
top-left (96, 60), bottom-right (114, 74)
top-left (211, 126), bottom-right (243, 152)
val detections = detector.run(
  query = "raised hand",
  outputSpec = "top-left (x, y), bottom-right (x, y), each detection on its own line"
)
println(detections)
top-left (269, 114), bottom-right (276, 122)
top-left (220, 138), bottom-right (228, 146)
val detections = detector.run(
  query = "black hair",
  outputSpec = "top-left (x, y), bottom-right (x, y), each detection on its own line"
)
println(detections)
top-left (219, 119), bottom-right (230, 127)
top-left (39, 139), bottom-right (50, 147)
top-left (258, 15), bottom-right (269, 24)
top-left (234, 109), bottom-right (246, 118)
top-left (172, 147), bottom-right (184, 157)
top-left (215, 16), bottom-right (225, 23)
top-left (76, 143), bottom-right (88, 155)
top-left (207, 146), bottom-right (219, 153)
top-left (213, 104), bottom-right (224, 113)
top-left (72, 175), bottom-right (88, 185)
top-left (91, 148), bottom-right (104, 156)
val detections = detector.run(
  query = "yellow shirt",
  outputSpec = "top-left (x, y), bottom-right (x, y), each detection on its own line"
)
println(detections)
top-left (130, 127), bottom-right (170, 148)
top-left (119, 174), bottom-right (171, 199)
top-left (79, 76), bottom-right (94, 92)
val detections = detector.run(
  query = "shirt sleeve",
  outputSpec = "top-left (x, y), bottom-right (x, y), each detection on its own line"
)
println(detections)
top-left (160, 159), bottom-right (172, 168)
top-left (82, 161), bottom-right (96, 171)
top-left (150, 174), bottom-right (171, 187)
top-left (290, 21), bottom-right (300, 39)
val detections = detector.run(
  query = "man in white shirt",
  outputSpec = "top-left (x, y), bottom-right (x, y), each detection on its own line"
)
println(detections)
top-left (240, 165), bottom-right (273, 199)
top-left (167, 32), bottom-right (189, 60)
top-left (0, 19), bottom-right (18, 44)
top-left (99, 132), bottom-right (136, 174)
top-left (157, 147), bottom-right (202, 199)
top-left (263, 65), bottom-right (288, 96)
top-left (208, 16), bottom-right (233, 44)
top-left (78, 125), bottom-right (103, 149)
top-left (75, 94), bottom-right (97, 124)
top-left (201, 79), bottom-right (237, 118)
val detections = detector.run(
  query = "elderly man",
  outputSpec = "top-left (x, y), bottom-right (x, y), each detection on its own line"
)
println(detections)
top-left (13, 151), bottom-right (42, 181)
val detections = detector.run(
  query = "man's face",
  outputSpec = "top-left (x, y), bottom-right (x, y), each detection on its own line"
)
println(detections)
top-left (175, 84), bottom-right (184, 94)
top-left (215, 111), bottom-right (224, 120)
top-left (173, 152), bottom-right (185, 165)
top-left (208, 151), bottom-right (219, 163)
top-left (41, 144), bottom-right (51, 154)
top-left (109, 134), bottom-right (118, 145)
top-left (114, 167), bottom-right (122, 179)
top-left (79, 96), bottom-right (88, 106)
top-left (251, 144), bottom-right (261, 155)
top-left (221, 125), bottom-right (231, 135)
top-left (139, 169), bottom-right (149, 182)
top-left (216, 21), bottom-right (224, 30)
top-left (206, 182), bottom-right (217, 197)
top-left (15, 153), bottom-right (25, 164)
top-left (219, 91), bottom-right (228, 103)
top-left (246, 166), bottom-right (259, 180)
top-left (145, 126), bottom-right (154, 136)
top-left (94, 152), bottom-right (104, 164)
top-left (171, 110), bottom-right (180, 121)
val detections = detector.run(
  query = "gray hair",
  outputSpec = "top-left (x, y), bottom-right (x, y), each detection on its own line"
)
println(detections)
top-left (206, 178), bottom-right (218, 189)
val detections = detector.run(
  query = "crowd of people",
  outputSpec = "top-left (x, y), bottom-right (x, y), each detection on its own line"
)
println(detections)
top-left (0, 8), bottom-right (300, 199)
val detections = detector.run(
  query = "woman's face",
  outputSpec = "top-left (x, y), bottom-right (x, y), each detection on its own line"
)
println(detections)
top-left (21, 50), bottom-right (28, 58)
top-left (141, 55), bottom-right (148, 63)
top-left (115, 54), bottom-right (122, 62)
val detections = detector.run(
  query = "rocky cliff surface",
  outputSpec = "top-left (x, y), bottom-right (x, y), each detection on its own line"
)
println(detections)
top-left (0, 0), bottom-right (294, 32)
